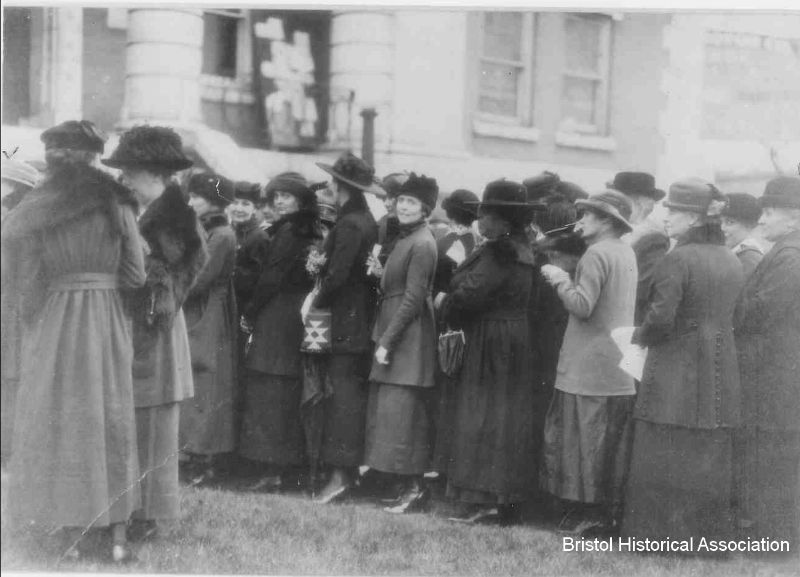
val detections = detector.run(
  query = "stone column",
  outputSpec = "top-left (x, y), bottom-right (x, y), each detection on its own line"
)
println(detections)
top-left (43, 7), bottom-right (84, 123)
top-left (120, 8), bottom-right (203, 126)
top-left (329, 11), bottom-right (395, 154)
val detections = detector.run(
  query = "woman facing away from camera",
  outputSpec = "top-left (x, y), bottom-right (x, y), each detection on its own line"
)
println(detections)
top-left (435, 179), bottom-right (538, 524)
top-left (622, 178), bottom-right (744, 547)
top-left (101, 125), bottom-right (207, 542)
top-left (366, 173), bottom-right (439, 514)
top-left (238, 173), bottom-right (322, 491)
top-left (180, 173), bottom-right (239, 483)
top-left (2, 120), bottom-right (145, 561)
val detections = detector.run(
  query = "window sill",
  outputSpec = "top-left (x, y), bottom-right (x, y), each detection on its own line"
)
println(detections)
top-left (200, 74), bottom-right (255, 105)
top-left (555, 131), bottom-right (617, 152)
top-left (472, 119), bottom-right (540, 143)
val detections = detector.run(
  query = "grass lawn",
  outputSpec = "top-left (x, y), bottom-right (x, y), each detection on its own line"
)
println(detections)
top-left (1, 468), bottom-right (797, 576)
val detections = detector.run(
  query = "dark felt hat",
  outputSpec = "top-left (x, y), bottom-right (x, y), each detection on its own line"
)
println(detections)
top-left (721, 193), bottom-right (762, 225)
top-left (663, 178), bottom-right (718, 214)
top-left (468, 179), bottom-right (542, 228)
top-left (316, 152), bottom-right (382, 194)
top-left (380, 172), bottom-right (409, 199)
top-left (41, 120), bottom-right (107, 153)
top-left (607, 171), bottom-right (665, 201)
top-left (187, 172), bottom-right (235, 207)
top-left (523, 172), bottom-right (561, 202)
top-left (760, 176), bottom-right (800, 210)
top-left (234, 181), bottom-right (261, 204)
top-left (442, 188), bottom-right (480, 224)
top-left (102, 125), bottom-right (193, 171)
top-left (397, 172), bottom-right (439, 211)
top-left (575, 189), bottom-right (634, 232)
top-left (264, 172), bottom-right (316, 209)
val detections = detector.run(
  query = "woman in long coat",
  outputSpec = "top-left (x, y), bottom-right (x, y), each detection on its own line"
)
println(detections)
top-left (367, 173), bottom-right (439, 513)
top-left (101, 125), bottom-right (207, 539)
top-left (436, 179), bottom-right (537, 524)
top-left (312, 152), bottom-right (379, 504)
top-left (3, 121), bottom-right (145, 561)
top-left (239, 173), bottom-right (321, 489)
top-left (734, 176), bottom-right (800, 549)
top-left (622, 178), bottom-right (744, 545)
top-left (181, 173), bottom-right (238, 482)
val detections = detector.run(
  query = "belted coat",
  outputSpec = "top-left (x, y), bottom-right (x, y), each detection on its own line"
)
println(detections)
top-left (369, 220), bottom-right (438, 388)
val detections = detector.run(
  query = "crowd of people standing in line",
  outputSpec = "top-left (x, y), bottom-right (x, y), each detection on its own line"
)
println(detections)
top-left (1, 119), bottom-right (798, 563)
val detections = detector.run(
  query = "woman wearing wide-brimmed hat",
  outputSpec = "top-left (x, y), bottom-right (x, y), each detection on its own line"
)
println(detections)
top-left (621, 178), bottom-right (744, 546)
top-left (311, 152), bottom-right (379, 504)
top-left (539, 189), bottom-right (638, 536)
top-left (238, 172), bottom-right (322, 491)
top-left (180, 173), bottom-right (239, 482)
top-left (101, 124), bottom-right (207, 542)
top-left (734, 176), bottom-right (800, 550)
top-left (434, 179), bottom-right (538, 524)
top-left (365, 173), bottom-right (439, 514)
top-left (3, 120), bottom-right (146, 561)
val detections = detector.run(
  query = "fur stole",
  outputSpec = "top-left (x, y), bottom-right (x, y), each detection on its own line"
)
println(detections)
top-left (485, 232), bottom-right (535, 267)
top-left (2, 163), bottom-right (136, 242)
top-left (134, 185), bottom-right (208, 334)
top-left (269, 208), bottom-right (323, 242)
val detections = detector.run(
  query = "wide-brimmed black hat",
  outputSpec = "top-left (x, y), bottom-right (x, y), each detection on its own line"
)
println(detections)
top-left (442, 189), bottom-right (480, 224)
top-left (316, 152), bottom-right (382, 194)
top-left (234, 181), bottom-right (261, 204)
top-left (397, 172), bottom-right (439, 211)
top-left (760, 176), bottom-right (800, 210)
top-left (721, 193), bottom-right (762, 225)
top-left (524, 171), bottom-right (588, 204)
top-left (575, 189), bottom-right (634, 232)
top-left (467, 179), bottom-right (543, 228)
top-left (41, 120), bottom-right (107, 153)
top-left (607, 171), bottom-right (665, 202)
top-left (187, 172), bottom-right (235, 207)
top-left (101, 125), bottom-right (193, 171)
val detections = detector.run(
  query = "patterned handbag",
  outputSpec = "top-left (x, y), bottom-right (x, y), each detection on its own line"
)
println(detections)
top-left (300, 286), bottom-right (332, 354)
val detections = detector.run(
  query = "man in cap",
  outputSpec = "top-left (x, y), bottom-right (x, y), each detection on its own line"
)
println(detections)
top-left (720, 192), bottom-right (764, 279)
top-left (607, 171), bottom-right (670, 324)
top-left (734, 175), bottom-right (800, 549)
top-left (539, 189), bottom-right (638, 536)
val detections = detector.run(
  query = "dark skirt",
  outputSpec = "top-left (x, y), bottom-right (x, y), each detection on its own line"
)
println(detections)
top-left (321, 353), bottom-right (371, 468)
top-left (541, 390), bottom-right (634, 511)
top-left (365, 382), bottom-right (431, 475)
top-left (735, 427), bottom-right (800, 545)
top-left (431, 372), bottom-right (457, 474)
top-left (621, 420), bottom-right (735, 541)
top-left (239, 371), bottom-right (305, 467)
top-left (134, 403), bottom-right (180, 520)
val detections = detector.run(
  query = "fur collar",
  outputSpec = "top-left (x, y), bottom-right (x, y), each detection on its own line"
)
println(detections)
top-left (270, 208), bottom-right (323, 240)
top-left (139, 184), bottom-right (204, 266)
top-left (486, 232), bottom-right (535, 267)
top-left (339, 193), bottom-right (369, 217)
top-left (199, 211), bottom-right (229, 231)
top-left (2, 163), bottom-right (136, 241)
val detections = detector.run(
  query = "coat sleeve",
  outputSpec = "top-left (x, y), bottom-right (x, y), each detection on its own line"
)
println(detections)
top-left (234, 233), bottom-right (270, 301)
top-left (378, 241), bottom-right (437, 351)
top-left (117, 205), bottom-right (146, 289)
top-left (314, 220), bottom-right (361, 309)
top-left (440, 249), bottom-right (507, 324)
top-left (633, 251), bottom-right (687, 346)
top-left (553, 246), bottom-right (607, 320)
top-left (735, 246), bottom-right (800, 335)
top-left (243, 237), bottom-right (305, 322)
top-left (189, 226), bottom-right (235, 296)
top-left (634, 232), bottom-right (670, 320)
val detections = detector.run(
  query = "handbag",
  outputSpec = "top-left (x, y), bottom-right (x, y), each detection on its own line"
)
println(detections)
top-left (300, 283), bottom-right (332, 354)
top-left (438, 328), bottom-right (466, 377)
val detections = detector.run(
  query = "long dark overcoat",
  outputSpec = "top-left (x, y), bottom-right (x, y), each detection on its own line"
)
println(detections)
top-left (181, 211), bottom-right (238, 454)
top-left (313, 198), bottom-right (378, 354)
top-left (633, 226), bottom-right (744, 428)
top-left (440, 233), bottom-right (536, 501)
top-left (369, 221), bottom-right (438, 387)
top-left (233, 218), bottom-right (270, 310)
top-left (243, 210), bottom-right (318, 376)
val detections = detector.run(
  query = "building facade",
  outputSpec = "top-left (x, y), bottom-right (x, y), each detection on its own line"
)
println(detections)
top-left (3, 7), bottom-right (798, 194)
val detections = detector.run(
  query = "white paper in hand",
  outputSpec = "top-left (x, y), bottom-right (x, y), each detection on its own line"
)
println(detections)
top-left (611, 326), bottom-right (648, 381)
top-left (445, 240), bottom-right (466, 265)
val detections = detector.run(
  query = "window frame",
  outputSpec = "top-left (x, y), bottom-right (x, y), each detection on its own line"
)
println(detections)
top-left (200, 9), bottom-right (253, 101)
top-left (559, 13), bottom-right (613, 136)
top-left (475, 11), bottom-right (536, 127)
